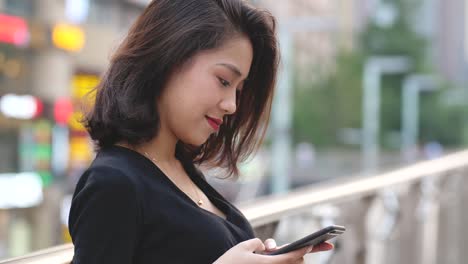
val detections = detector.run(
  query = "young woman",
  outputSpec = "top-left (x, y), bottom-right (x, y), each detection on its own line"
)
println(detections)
top-left (68, 0), bottom-right (333, 263)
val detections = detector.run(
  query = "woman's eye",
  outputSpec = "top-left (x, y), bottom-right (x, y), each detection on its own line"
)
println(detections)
top-left (218, 77), bottom-right (231, 87)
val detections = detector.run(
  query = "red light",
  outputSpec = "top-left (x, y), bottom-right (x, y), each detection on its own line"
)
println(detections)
top-left (54, 98), bottom-right (74, 125)
top-left (34, 97), bottom-right (43, 118)
top-left (0, 14), bottom-right (29, 46)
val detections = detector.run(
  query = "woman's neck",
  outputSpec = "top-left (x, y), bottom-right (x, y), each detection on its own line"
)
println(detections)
top-left (138, 125), bottom-right (180, 167)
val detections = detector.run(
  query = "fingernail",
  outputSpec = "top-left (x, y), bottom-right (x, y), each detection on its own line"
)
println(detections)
top-left (307, 246), bottom-right (314, 253)
top-left (265, 240), bottom-right (276, 249)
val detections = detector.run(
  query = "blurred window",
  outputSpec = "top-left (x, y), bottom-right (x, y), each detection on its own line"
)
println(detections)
top-left (87, 0), bottom-right (120, 27)
top-left (3, 0), bottom-right (34, 17)
top-left (0, 45), bottom-right (31, 94)
top-left (0, 129), bottom-right (18, 173)
top-left (120, 3), bottom-right (142, 30)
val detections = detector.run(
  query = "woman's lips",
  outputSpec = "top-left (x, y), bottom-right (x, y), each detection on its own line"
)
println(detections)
top-left (206, 116), bottom-right (222, 131)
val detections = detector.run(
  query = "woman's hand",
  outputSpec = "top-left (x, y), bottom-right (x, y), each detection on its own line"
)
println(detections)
top-left (213, 238), bottom-right (334, 264)
top-left (263, 238), bottom-right (334, 254)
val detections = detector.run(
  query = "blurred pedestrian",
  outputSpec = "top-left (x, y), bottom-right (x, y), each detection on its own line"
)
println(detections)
top-left (423, 140), bottom-right (444, 160)
top-left (295, 142), bottom-right (316, 170)
top-left (68, 0), bottom-right (333, 263)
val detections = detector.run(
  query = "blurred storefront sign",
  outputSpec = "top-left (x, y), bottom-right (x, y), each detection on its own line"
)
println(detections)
top-left (0, 51), bottom-right (24, 80)
top-left (32, 120), bottom-right (53, 186)
top-left (0, 172), bottom-right (43, 209)
top-left (0, 94), bottom-right (43, 120)
top-left (0, 14), bottom-right (30, 47)
top-left (69, 136), bottom-right (92, 163)
top-left (60, 195), bottom-right (72, 243)
top-left (51, 124), bottom-right (70, 178)
top-left (72, 73), bottom-right (98, 100)
top-left (52, 23), bottom-right (85, 52)
top-left (68, 73), bottom-right (98, 166)
top-left (18, 120), bottom-right (54, 187)
top-left (54, 98), bottom-right (74, 125)
top-left (28, 22), bottom-right (48, 50)
top-left (52, 98), bottom-right (73, 177)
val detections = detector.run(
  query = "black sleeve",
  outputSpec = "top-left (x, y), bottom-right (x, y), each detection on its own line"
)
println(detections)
top-left (69, 166), bottom-right (141, 264)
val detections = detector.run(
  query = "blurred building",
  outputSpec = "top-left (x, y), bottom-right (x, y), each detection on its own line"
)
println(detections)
top-left (0, 0), bottom-right (145, 174)
top-left (0, 0), bottom-right (146, 258)
top-left (359, 0), bottom-right (467, 87)
top-left (407, 0), bottom-right (468, 86)
top-left (253, 0), bottom-right (360, 82)
top-left (254, 0), bottom-right (468, 87)
top-left (434, 0), bottom-right (467, 86)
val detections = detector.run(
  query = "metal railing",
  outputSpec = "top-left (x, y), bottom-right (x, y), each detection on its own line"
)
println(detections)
top-left (0, 244), bottom-right (73, 264)
top-left (2, 150), bottom-right (468, 264)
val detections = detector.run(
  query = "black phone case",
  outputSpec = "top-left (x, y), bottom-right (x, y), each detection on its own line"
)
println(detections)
top-left (265, 225), bottom-right (345, 256)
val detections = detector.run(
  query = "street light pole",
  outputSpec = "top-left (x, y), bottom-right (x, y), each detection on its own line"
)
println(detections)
top-left (362, 56), bottom-right (411, 174)
top-left (270, 28), bottom-right (293, 194)
top-left (362, 57), bottom-right (412, 264)
top-left (269, 17), bottom-right (337, 195)
top-left (401, 74), bottom-right (438, 162)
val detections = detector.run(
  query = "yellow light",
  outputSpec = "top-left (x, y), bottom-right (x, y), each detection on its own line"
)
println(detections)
top-left (69, 111), bottom-right (86, 131)
top-left (72, 74), bottom-right (99, 99)
top-left (52, 23), bottom-right (85, 52)
top-left (69, 136), bottom-right (93, 162)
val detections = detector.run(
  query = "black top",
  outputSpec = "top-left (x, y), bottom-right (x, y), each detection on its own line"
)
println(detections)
top-left (69, 145), bottom-right (255, 264)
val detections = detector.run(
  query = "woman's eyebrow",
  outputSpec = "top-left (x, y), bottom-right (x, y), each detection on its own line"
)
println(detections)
top-left (216, 63), bottom-right (243, 78)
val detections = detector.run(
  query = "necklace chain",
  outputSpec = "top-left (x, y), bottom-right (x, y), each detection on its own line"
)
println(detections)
top-left (143, 151), bottom-right (204, 207)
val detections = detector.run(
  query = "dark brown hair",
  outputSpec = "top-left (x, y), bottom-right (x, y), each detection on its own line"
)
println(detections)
top-left (85, 0), bottom-right (279, 177)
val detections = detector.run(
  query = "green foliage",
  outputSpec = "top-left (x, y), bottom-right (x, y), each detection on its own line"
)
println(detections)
top-left (419, 90), bottom-right (466, 146)
top-left (293, 52), bottom-right (364, 147)
top-left (292, 0), bottom-right (465, 148)
top-left (361, 0), bottom-right (428, 71)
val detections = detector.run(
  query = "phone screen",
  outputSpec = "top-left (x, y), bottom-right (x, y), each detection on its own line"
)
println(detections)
top-left (264, 225), bottom-right (345, 256)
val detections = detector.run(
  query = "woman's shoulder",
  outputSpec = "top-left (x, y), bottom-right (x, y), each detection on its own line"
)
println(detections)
top-left (69, 148), bottom-right (144, 248)
top-left (77, 146), bottom-right (149, 191)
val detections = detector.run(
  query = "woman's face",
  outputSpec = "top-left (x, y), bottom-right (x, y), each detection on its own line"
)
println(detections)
top-left (158, 35), bottom-right (253, 146)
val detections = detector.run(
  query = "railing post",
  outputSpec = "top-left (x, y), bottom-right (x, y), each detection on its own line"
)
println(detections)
top-left (310, 205), bottom-right (340, 264)
top-left (437, 170), bottom-right (464, 263)
top-left (417, 176), bottom-right (440, 264)
top-left (461, 169), bottom-right (468, 262)
top-left (0, 211), bottom-right (9, 259)
top-left (330, 196), bottom-right (374, 264)
top-left (365, 190), bottom-right (400, 264)
top-left (397, 182), bottom-right (421, 264)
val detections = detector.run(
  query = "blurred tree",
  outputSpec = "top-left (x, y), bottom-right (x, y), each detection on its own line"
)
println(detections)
top-left (293, 52), bottom-right (363, 147)
top-left (419, 89), bottom-right (466, 145)
top-left (292, 0), bottom-right (464, 148)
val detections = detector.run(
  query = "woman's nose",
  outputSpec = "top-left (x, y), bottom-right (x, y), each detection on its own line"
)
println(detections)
top-left (220, 91), bottom-right (237, 114)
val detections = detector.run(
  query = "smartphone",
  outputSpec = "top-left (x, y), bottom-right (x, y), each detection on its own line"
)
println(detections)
top-left (264, 225), bottom-right (345, 256)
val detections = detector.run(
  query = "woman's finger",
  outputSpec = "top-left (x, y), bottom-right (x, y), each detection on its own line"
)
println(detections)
top-left (309, 242), bottom-right (334, 253)
top-left (294, 257), bottom-right (305, 264)
top-left (264, 238), bottom-right (277, 251)
top-left (242, 238), bottom-right (266, 253)
top-left (268, 245), bottom-right (313, 263)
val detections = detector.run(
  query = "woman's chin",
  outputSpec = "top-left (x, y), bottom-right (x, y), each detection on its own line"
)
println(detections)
top-left (180, 135), bottom-right (211, 147)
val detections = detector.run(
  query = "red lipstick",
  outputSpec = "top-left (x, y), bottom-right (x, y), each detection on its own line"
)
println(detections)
top-left (206, 116), bottom-right (222, 131)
